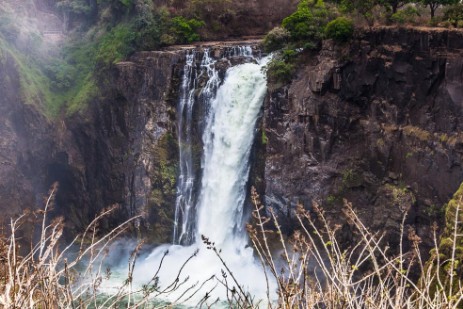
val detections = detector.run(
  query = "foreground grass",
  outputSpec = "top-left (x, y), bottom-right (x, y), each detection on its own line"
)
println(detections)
top-left (0, 185), bottom-right (462, 308)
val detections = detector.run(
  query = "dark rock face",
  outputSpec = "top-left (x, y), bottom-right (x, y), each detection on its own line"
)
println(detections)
top-left (59, 51), bottom-right (184, 241)
top-left (263, 28), bottom-right (463, 250)
top-left (0, 52), bottom-right (55, 219)
top-left (0, 48), bottom-right (184, 242)
top-left (0, 43), bottom-right (262, 242)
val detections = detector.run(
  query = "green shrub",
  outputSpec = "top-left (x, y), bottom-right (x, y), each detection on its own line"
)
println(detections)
top-left (282, 48), bottom-right (298, 61)
top-left (339, 0), bottom-right (377, 25)
top-left (282, 0), bottom-right (329, 43)
top-left (44, 63), bottom-right (76, 91)
top-left (443, 3), bottom-right (463, 27)
top-left (96, 24), bottom-right (137, 65)
top-left (169, 16), bottom-right (205, 44)
top-left (324, 17), bottom-right (354, 42)
top-left (261, 130), bottom-right (269, 145)
top-left (267, 59), bottom-right (295, 84)
top-left (390, 6), bottom-right (420, 25)
top-left (262, 27), bottom-right (290, 52)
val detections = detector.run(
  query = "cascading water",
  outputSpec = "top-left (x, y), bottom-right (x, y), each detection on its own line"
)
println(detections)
top-left (196, 54), bottom-right (267, 248)
top-left (112, 47), bottom-right (274, 305)
top-left (173, 49), bottom-right (221, 245)
top-left (173, 50), bottom-right (197, 245)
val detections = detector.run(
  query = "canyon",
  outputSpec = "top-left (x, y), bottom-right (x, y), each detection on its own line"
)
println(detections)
top-left (1, 27), bottom-right (463, 255)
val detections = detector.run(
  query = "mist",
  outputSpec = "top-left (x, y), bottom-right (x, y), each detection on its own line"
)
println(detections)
top-left (0, 0), bottom-right (64, 58)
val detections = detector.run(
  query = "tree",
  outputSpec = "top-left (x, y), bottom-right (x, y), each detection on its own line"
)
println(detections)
top-left (421, 0), bottom-right (459, 19)
top-left (339, 0), bottom-right (378, 25)
top-left (324, 17), bottom-right (354, 42)
top-left (379, 0), bottom-right (413, 13)
top-left (282, 0), bottom-right (330, 42)
top-left (443, 3), bottom-right (463, 27)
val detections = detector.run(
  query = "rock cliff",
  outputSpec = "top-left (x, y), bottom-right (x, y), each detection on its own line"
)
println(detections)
top-left (263, 27), bottom-right (463, 250)
top-left (0, 46), bottom-right (183, 241)
top-left (2, 27), bottom-right (463, 250)
top-left (0, 51), bottom-right (56, 219)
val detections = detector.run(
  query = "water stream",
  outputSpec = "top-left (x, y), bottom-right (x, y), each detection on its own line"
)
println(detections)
top-left (110, 47), bottom-right (274, 306)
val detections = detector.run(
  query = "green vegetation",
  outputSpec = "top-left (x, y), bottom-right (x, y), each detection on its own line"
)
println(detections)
top-left (3, 0), bottom-right (462, 117)
top-left (266, 58), bottom-right (295, 85)
top-left (96, 24), bottom-right (137, 65)
top-left (379, 0), bottom-right (413, 13)
top-left (391, 6), bottom-right (420, 24)
top-left (0, 0), bottom-right (210, 117)
top-left (426, 182), bottom-right (463, 299)
top-left (420, 0), bottom-right (459, 18)
top-left (282, 0), bottom-right (330, 44)
top-left (443, 3), bottom-right (463, 27)
top-left (324, 17), bottom-right (354, 42)
top-left (339, 0), bottom-right (377, 25)
top-left (262, 27), bottom-right (290, 52)
top-left (0, 36), bottom-right (65, 116)
top-left (169, 17), bottom-right (205, 44)
top-left (261, 129), bottom-right (269, 145)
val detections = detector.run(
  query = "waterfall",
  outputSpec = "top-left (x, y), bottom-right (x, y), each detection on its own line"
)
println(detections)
top-left (173, 50), bottom-right (196, 245)
top-left (112, 47), bottom-right (274, 305)
top-left (173, 46), bottom-right (250, 246)
top-left (196, 58), bottom-right (268, 247)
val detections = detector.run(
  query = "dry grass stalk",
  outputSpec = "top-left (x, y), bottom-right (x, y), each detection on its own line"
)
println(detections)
top-left (247, 186), bottom-right (463, 309)
top-left (1, 183), bottom-right (462, 308)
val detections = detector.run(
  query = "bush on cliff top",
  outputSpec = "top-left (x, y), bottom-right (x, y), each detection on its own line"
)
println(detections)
top-left (266, 58), bottom-right (295, 85)
top-left (391, 6), bottom-right (420, 25)
top-left (282, 0), bottom-right (330, 43)
top-left (443, 3), bottom-right (463, 27)
top-left (262, 26), bottom-right (290, 52)
top-left (324, 17), bottom-right (354, 42)
top-left (169, 16), bottom-right (205, 44)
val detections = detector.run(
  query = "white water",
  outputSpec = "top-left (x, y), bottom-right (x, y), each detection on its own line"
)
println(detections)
top-left (196, 60), bottom-right (268, 247)
top-left (173, 49), bottom-right (222, 245)
top-left (108, 49), bottom-right (275, 306)
top-left (173, 51), bottom-right (197, 245)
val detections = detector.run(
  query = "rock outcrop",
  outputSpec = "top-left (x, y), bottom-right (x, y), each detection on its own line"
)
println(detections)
top-left (263, 27), bottom-right (463, 251)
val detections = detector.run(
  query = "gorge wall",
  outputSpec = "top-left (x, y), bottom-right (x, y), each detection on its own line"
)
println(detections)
top-left (2, 28), bottom-right (463, 248)
top-left (0, 45), bottom-right (182, 240)
top-left (263, 27), bottom-right (463, 249)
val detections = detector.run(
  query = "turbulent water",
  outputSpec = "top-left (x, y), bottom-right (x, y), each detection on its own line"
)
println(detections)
top-left (108, 48), bottom-right (274, 306)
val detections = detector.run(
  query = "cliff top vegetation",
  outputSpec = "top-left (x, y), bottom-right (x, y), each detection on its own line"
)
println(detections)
top-left (1, 0), bottom-right (463, 117)
top-left (264, 0), bottom-right (463, 85)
